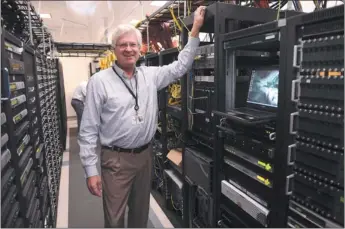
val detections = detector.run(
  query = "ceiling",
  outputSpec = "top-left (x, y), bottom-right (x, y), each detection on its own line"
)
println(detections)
top-left (30, 0), bottom-right (165, 44)
top-left (30, 0), bottom-right (343, 44)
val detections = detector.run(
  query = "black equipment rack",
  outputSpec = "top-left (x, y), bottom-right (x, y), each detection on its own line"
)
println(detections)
top-left (181, 2), bottom-right (299, 228)
top-left (138, 3), bottom-right (343, 229)
top-left (1, 27), bottom-right (65, 227)
top-left (286, 5), bottom-right (344, 228)
top-left (214, 18), bottom-right (295, 228)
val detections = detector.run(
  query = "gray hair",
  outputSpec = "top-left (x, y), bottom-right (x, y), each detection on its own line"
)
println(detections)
top-left (111, 24), bottom-right (142, 48)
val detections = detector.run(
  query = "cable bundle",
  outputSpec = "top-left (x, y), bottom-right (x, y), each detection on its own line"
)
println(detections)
top-left (168, 83), bottom-right (181, 106)
top-left (99, 51), bottom-right (116, 70)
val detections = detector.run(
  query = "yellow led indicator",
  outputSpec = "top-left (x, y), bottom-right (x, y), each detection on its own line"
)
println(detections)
top-left (265, 163), bottom-right (272, 172)
top-left (258, 161), bottom-right (266, 167)
top-left (258, 161), bottom-right (272, 172)
top-left (329, 71), bottom-right (342, 77)
top-left (264, 179), bottom-right (271, 186)
top-left (10, 84), bottom-right (16, 90)
top-left (340, 196), bottom-right (344, 203)
top-left (257, 175), bottom-right (271, 186)
top-left (14, 114), bottom-right (22, 122)
top-left (257, 175), bottom-right (265, 182)
top-left (11, 99), bottom-right (18, 106)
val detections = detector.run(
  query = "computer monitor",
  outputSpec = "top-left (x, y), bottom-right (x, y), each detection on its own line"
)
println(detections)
top-left (247, 69), bottom-right (279, 108)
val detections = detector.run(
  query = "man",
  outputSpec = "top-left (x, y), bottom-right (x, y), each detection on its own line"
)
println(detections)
top-left (78, 6), bottom-right (206, 228)
top-left (71, 80), bottom-right (88, 131)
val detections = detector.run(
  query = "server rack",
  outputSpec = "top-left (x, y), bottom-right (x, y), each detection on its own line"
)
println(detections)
top-left (36, 56), bottom-right (64, 227)
top-left (159, 48), bottom-right (185, 225)
top-left (142, 52), bottom-right (185, 227)
top-left (181, 3), bottom-right (291, 228)
top-left (142, 53), bottom-right (163, 193)
top-left (182, 2), bottom-right (286, 113)
top-left (159, 48), bottom-right (181, 158)
top-left (286, 6), bottom-right (344, 228)
top-left (1, 28), bottom-right (65, 228)
top-left (23, 43), bottom-right (49, 228)
top-left (55, 60), bottom-right (67, 151)
top-left (214, 19), bottom-right (294, 228)
top-left (2, 29), bottom-right (31, 228)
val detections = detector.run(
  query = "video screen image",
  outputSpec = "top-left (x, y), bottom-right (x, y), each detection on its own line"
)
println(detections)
top-left (247, 69), bottom-right (279, 108)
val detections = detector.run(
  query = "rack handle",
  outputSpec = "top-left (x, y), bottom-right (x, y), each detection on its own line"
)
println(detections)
top-left (289, 112), bottom-right (298, 135)
top-left (287, 144), bottom-right (296, 166)
top-left (291, 79), bottom-right (300, 102)
top-left (285, 174), bottom-right (294, 195)
top-left (293, 44), bottom-right (302, 68)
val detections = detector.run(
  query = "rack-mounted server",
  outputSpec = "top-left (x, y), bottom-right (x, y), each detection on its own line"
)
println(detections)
top-left (2, 29), bottom-right (33, 228)
top-left (1, 28), bottom-right (65, 228)
top-left (288, 5), bottom-right (344, 228)
top-left (212, 8), bottom-right (305, 226)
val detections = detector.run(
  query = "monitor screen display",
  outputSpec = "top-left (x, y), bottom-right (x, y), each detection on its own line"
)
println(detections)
top-left (247, 69), bottom-right (279, 108)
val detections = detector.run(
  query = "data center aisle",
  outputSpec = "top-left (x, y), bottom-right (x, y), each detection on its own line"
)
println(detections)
top-left (67, 126), bottom-right (155, 228)
top-left (68, 127), bottom-right (104, 227)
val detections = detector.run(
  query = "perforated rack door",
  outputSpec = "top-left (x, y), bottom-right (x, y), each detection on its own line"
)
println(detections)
top-left (288, 5), bottom-right (344, 228)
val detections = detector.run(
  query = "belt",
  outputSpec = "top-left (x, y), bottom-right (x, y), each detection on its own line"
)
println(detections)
top-left (102, 143), bottom-right (149, 154)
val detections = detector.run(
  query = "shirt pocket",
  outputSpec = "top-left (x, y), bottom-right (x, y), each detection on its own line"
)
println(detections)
top-left (106, 92), bottom-right (133, 112)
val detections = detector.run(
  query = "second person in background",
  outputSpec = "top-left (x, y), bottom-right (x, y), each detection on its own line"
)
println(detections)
top-left (78, 6), bottom-right (206, 228)
top-left (71, 80), bottom-right (88, 132)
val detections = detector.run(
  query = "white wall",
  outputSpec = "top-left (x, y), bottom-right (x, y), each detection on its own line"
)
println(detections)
top-left (59, 57), bottom-right (92, 118)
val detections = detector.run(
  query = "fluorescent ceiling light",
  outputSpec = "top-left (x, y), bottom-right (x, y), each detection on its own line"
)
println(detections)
top-left (40, 13), bottom-right (52, 19)
top-left (66, 1), bottom-right (98, 15)
top-left (150, 1), bottom-right (168, 7)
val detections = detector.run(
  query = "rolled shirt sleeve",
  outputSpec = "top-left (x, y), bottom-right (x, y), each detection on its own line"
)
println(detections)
top-left (151, 37), bottom-right (200, 90)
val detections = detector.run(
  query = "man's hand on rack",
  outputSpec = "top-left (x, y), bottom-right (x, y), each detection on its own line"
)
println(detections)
top-left (190, 6), bottom-right (206, 37)
top-left (87, 175), bottom-right (102, 197)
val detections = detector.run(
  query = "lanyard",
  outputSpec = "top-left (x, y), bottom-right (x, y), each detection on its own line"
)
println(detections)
top-left (112, 66), bottom-right (139, 112)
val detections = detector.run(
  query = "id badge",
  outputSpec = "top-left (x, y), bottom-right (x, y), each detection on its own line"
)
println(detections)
top-left (132, 115), bottom-right (144, 125)
top-left (137, 115), bottom-right (144, 124)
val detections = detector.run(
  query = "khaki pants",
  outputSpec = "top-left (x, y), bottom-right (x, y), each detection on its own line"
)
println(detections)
top-left (101, 145), bottom-right (152, 228)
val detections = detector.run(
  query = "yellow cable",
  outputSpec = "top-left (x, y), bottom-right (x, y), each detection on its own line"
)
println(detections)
top-left (178, 17), bottom-right (191, 33)
top-left (169, 8), bottom-right (182, 31)
top-left (168, 83), bottom-right (181, 105)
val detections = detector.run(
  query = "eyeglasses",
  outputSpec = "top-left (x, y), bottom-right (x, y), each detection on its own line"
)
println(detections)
top-left (116, 43), bottom-right (139, 49)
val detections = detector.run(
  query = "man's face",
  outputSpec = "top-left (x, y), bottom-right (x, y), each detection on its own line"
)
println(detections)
top-left (114, 32), bottom-right (140, 68)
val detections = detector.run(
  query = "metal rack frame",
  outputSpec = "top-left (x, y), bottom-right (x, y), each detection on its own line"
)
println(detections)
top-left (1, 0), bottom-right (55, 55)
top-left (181, 3), bottom-right (284, 227)
top-left (136, 0), bottom-right (215, 53)
top-left (136, 3), bottom-right (344, 229)
top-left (54, 42), bottom-right (113, 58)
top-left (1, 29), bottom-right (31, 228)
top-left (285, 5), bottom-right (344, 228)
top-left (1, 23), bottom-right (66, 227)
top-left (214, 19), bottom-right (293, 228)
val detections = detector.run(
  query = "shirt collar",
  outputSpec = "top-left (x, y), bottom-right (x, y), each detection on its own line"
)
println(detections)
top-left (113, 61), bottom-right (138, 79)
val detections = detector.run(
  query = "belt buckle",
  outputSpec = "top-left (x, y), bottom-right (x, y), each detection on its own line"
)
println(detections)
top-left (131, 149), bottom-right (135, 154)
